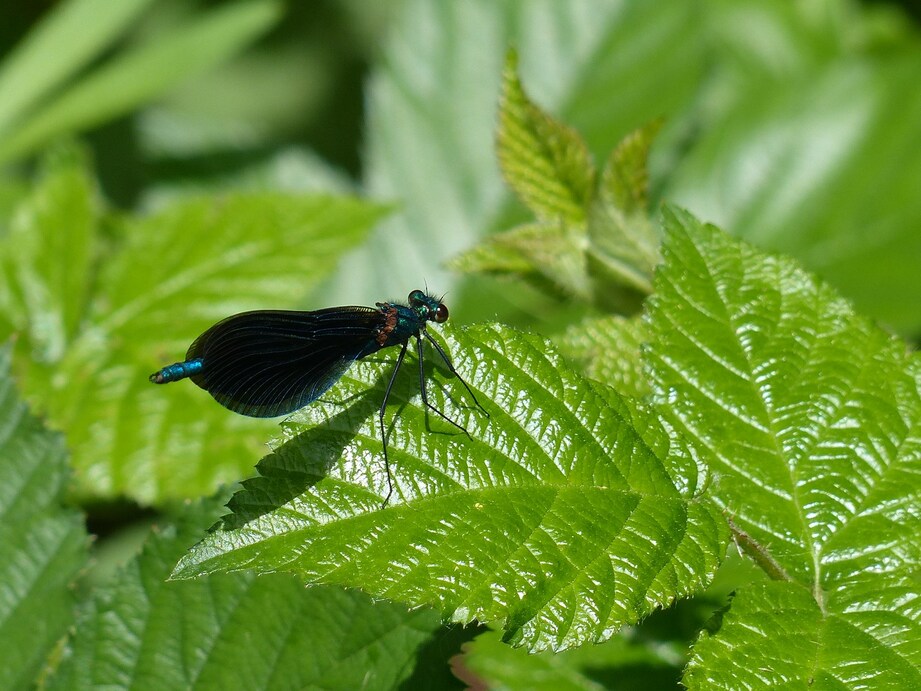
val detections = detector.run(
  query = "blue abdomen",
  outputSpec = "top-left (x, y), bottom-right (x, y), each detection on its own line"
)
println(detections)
top-left (149, 358), bottom-right (204, 384)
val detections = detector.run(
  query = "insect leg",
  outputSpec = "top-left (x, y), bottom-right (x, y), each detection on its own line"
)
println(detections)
top-left (423, 330), bottom-right (489, 417)
top-left (416, 334), bottom-right (468, 435)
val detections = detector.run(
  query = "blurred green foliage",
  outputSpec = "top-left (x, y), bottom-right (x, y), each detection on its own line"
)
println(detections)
top-left (3, 0), bottom-right (919, 330)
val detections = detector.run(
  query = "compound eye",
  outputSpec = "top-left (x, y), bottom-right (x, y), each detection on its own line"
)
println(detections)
top-left (434, 303), bottom-right (449, 323)
top-left (408, 289), bottom-right (425, 305)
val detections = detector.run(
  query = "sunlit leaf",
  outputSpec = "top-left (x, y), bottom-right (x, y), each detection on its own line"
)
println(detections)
top-left (646, 207), bottom-right (921, 687)
top-left (173, 324), bottom-right (728, 652)
top-left (497, 50), bottom-right (594, 227)
top-left (687, 581), bottom-right (920, 688)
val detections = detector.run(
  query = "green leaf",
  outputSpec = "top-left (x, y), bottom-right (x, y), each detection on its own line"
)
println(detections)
top-left (0, 345), bottom-right (88, 689)
top-left (94, 194), bottom-right (382, 345)
top-left (0, 178), bottom-right (29, 238)
top-left (455, 87), bottom-right (663, 311)
top-left (46, 500), bottom-right (451, 690)
top-left (0, 144), bottom-right (98, 360)
top-left (0, 159), bottom-right (386, 503)
top-left (557, 315), bottom-right (649, 400)
top-left (173, 324), bottom-right (728, 652)
top-left (0, 0), bottom-right (281, 164)
top-left (598, 118), bottom-right (661, 215)
top-left (497, 51), bottom-right (595, 227)
top-left (458, 630), bottom-right (613, 691)
top-left (0, 0), bottom-right (153, 136)
top-left (645, 207), bottom-right (921, 686)
top-left (140, 144), bottom-right (356, 206)
top-left (448, 222), bottom-right (591, 302)
top-left (585, 121), bottom-right (662, 298)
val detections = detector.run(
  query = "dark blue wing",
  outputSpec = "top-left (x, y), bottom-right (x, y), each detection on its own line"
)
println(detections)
top-left (186, 307), bottom-right (385, 417)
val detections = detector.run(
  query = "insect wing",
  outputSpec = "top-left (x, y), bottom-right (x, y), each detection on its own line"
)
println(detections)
top-left (187, 308), bottom-right (383, 417)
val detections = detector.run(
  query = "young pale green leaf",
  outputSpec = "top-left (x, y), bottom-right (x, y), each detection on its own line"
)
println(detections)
top-left (646, 208), bottom-right (921, 686)
top-left (599, 119), bottom-right (662, 215)
top-left (0, 346), bottom-right (88, 690)
top-left (173, 324), bottom-right (728, 652)
top-left (558, 315), bottom-right (649, 400)
top-left (452, 120), bottom-right (662, 309)
top-left (456, 86), bottom-right (663, 310)
top-left (585, 204), bottom-right (657, 300)
top-left (585, 121), bottom-right (662, 298)
top-left (0, 0), bottom-right (153, 136)
top-left (46, 500), bottom-right (451, 690)
top-left (2, 167), bottom-right (385, 503)
top-left (448, 222), bottom-right (591, 301)
top-left (497, 51), bottom-right (595, 227)
top-left (0, 0), bottom-right (281, 164)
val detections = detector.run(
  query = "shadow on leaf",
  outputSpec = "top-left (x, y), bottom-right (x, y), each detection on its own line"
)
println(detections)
top-left (217, 382), bottom-right (384, 529)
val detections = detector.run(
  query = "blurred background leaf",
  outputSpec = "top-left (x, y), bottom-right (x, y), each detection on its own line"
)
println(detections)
top-left (664, 2), bottom-right (921, 333)
top-left (0, 0), bottom-right (281, 164)
top-left (45, 495), bottom-right (474, 690)
top-left (0, 0), bottom-right (154, 138)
